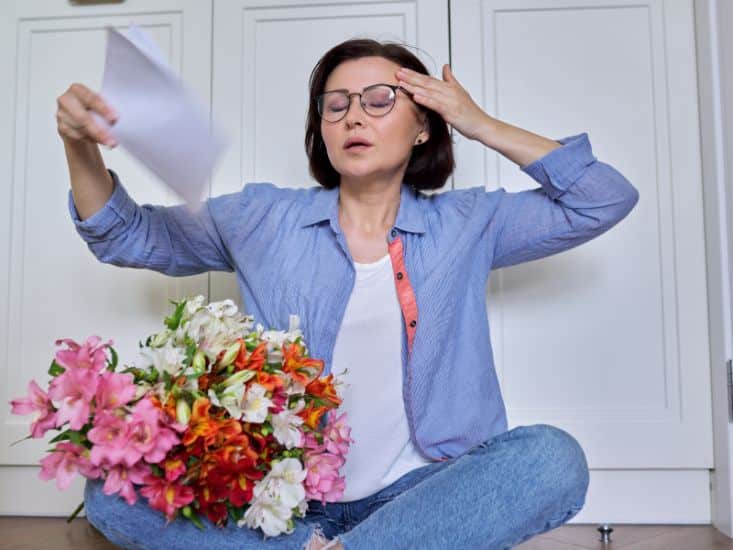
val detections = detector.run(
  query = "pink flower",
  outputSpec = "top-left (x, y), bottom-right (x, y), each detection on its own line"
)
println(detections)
top-left (304, 451), bottom-right (346, 505)
top-left (127, 398), bottom-right (179, 464)
top-left (10, 380), bottom-right (57, 438)
top-left (39, 441), bottom-right (101, 490)
top-left (103, 462), bottom-right (150, 505)
top-left (48, 367), bottom-right (97, 430)
top-left (139, 476), bottom-right (194, 521)
top-left (162, 455), bottom-right (187, 482)
top-left (88, 411), bottom-right (132, 467)
top-left (88, 399), bottom-right (179, 468)
top-left (303, 431), bottom-right (326, 453)
top-left (322, 411), bottom-right (353, 457)
top-left (54, 335), bottom-right (112, 372)
top-left (270, 387), bottom-right (288, 414)
top-left (95, 371), bottom-right (136, 411)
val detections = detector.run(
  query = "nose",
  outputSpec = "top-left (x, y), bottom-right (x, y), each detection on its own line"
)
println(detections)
top-left (343, 94), bottom-right (366, 127)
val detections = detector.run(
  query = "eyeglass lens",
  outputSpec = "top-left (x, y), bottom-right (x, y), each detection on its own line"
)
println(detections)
top-left (319, 85), bottom-right (395, 122)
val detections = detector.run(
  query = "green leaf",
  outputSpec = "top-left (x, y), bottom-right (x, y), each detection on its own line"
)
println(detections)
top-left (48, 360), bottom-right (65, 377)
top-left (49, 429), bottom-right (86, 446)
top-left (163, 370), bottom-right (173, 392)
top-left (164, 300), bottom-right (187, 331)
top-left (183, 340), bottom-right (197, 368)
top-left (108, 346), bottom-right (118, 369)
top-left (48, 430), bottom-right (73, 444)
top-left (181, 505), bottom-right (205, 530)
top-left (228, 504), bottom-right (245, 523)
top-left (68, 431), bottom-right (86, 445)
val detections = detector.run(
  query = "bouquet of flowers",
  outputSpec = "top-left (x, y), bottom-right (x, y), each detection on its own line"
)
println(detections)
top-left (9, 295), bottom-right (353, 538)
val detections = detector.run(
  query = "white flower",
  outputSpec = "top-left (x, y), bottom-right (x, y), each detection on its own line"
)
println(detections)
top-left (140, 340), bottom-right (186, 376)
top-left (266, 458), bottom-right (307, 507)
top-left (237, 458), bottom-right (307, 536)
top-left (205, 298), bottom-right (240, 319)
top-left (271, 399), bottom-right (305, 449)
top-left (238, 496), bottom-right (292, 537)
top-left (168, 296), bottom-right (254, 360)
top-left (182, 295), bottom-right (206, 319)
top-left (241, 383), bottom-right (273, 423)
top-left (256, 315), bottom-right (305, 364)
top-left (207, 381), bottom-right (247, 420)
top-left (283, 376), bottom-right (306, 396)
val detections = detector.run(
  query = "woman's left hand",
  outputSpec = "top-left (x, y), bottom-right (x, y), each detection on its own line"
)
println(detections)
top-left (396, 64), bottom-right (494, 142)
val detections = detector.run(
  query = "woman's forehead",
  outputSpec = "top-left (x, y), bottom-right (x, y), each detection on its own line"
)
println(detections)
top-left (325, 57), bottom-right (400, 90)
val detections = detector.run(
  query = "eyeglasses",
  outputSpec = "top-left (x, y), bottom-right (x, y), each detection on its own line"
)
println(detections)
top-left (316, 83), bottom-right (413, 123)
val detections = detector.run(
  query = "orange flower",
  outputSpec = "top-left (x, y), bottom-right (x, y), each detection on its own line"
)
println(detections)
top-left (255, 371), bottom-right (285, 393)
top-left (182, 397), bottom-right (217, 448)
top-left (298, 401), bottom-right (329, 430)
top-left (234, 342), bottom-right (266, 372)
top-left (282, 342), bottom-right (324, 387)
top-left (149, 394), bottom-right (178, 423)
top-left (305, 373), bottom-right (342, 408)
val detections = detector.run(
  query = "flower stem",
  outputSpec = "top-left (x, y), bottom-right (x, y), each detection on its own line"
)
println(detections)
top-left (66, 501), bottom-right (84, 523)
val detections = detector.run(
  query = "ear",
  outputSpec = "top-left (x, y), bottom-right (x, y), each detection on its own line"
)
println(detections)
top-left (415, 116), bottom-right (430, 145)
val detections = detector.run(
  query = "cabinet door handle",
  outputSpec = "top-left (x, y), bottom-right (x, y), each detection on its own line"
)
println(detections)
top-left (69, 0), bottom-right (125, 5)
top-left (725, 359), bottom-right (733, 422)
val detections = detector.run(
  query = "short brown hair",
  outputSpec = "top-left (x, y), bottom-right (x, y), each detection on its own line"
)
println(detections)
top-left (304, 38), bottom-right (455, 190)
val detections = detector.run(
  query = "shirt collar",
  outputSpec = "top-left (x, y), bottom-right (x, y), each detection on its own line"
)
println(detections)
top-left (300, 184), bottom-right (426, 235)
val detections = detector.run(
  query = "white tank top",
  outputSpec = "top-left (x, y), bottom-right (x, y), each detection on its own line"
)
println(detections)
top-left (331, 253), bottom-right (432, 502)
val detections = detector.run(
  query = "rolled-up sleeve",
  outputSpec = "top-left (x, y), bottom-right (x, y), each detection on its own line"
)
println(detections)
top-left (489, 132), bottom-right (639, 270)
top-left (68, 169), bottom-right (235, 275)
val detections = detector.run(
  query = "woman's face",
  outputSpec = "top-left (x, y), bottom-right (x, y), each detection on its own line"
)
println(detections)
top-left (320, 56), bottom-right (428, 186)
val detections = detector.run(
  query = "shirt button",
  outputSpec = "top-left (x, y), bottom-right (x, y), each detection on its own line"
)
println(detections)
top-left (390, 229), bottom-right (397, 238)
top-left (409, 319), bottom-right (417, 327)
top-left (396, 272), bottom-right (403, 280)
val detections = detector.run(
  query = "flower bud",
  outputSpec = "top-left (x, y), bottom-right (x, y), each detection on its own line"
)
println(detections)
top-left (176, 399), bottom-right (191, 425)
top-left (218, 341), bottom-right (241, 367)
top-left (150, 332), bottom-right (169, 347)
top-left (192, 350), bottom-right (206, 374)
top-left (221, 369), bottom-right (256, 388)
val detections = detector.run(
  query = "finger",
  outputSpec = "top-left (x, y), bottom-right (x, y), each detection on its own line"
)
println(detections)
top-left (73, 83), bottom-right (118, 124)
top-left (58, 92), bottom-right (115, 145)
top-left (398, 79), bottom-right (451, 103)
top-left (410, 91), bottom-right (445, 114)
top-left (395, 68), bottom-right (447, 94)
top-left (57, 120), bottom-right (86, 141)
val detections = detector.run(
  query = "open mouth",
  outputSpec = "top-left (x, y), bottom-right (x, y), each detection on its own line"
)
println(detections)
top-left (345, 144), bottom-right (373, 152)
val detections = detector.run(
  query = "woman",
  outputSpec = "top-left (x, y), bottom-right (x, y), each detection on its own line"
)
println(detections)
top-left (57, 38), bottom-right (638, 550)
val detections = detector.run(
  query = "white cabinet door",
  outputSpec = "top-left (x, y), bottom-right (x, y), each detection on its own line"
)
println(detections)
top-left (451, 0), bottom-right (713, 522)
top-left (0, 0), bottom-right (212, 514)
top-left (208, 0), bottom-right (451, 307)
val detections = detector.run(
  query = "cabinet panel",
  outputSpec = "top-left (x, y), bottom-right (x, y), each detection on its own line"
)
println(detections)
top-left (0, 1), bottom-right (212, 473)
top-left (451, 0), bottom-right (712, 469)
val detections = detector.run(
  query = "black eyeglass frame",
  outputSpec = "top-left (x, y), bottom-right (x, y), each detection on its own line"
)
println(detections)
top-left (316, 83), bottom-right (414, 122)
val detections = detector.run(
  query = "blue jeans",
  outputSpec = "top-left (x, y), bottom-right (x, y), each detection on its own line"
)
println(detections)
top-left (84, 423), bottom-right (589, 549)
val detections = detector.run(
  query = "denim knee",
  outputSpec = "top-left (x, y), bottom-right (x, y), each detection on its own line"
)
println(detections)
top-left (522, 424), bottom-right (590, 508)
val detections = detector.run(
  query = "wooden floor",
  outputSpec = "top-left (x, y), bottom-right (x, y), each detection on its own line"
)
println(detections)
top-left (1, 518), bottom-right (733, 549)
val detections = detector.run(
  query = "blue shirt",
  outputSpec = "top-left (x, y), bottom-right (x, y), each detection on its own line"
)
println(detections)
top-left (68, 132), bottom-right (639, 461)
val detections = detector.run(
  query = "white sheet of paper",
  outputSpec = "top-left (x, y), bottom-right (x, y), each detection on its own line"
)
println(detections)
top-left (91, 24), bottom-right (226, 213)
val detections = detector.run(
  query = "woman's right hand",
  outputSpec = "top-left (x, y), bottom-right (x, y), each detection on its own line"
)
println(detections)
top-left (56, 83), bottom-right (118, 148)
